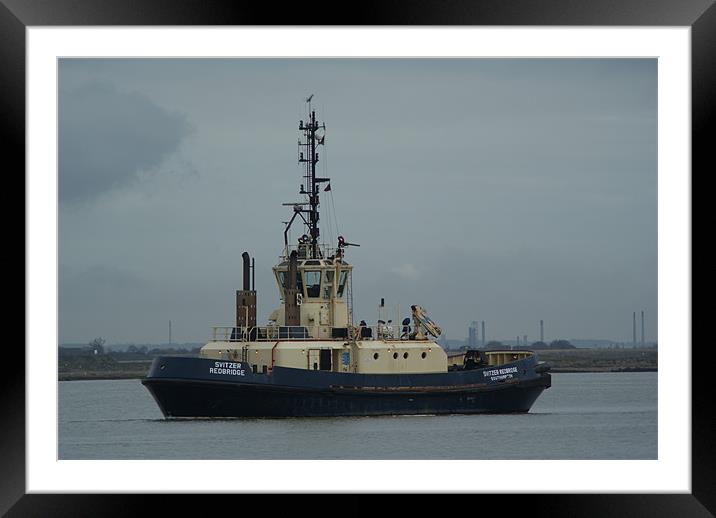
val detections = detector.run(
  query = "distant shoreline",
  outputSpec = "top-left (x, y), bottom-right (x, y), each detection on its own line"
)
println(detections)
top-left (59, 372), bottom-right (149, 381)
top-left (58, 347), bottom-right (657, 381)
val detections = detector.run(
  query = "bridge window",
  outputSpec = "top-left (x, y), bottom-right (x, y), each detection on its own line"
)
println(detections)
top-left (337, 270), bottom-right (348, 298)
top-left (277, 270), bottom-right (303, 299)
top-left (276, 271), bottom-right (286, 298)
top-left (304, 270), bottom-right (321, 298)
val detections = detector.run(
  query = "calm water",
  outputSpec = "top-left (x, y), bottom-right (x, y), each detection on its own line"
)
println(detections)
top-left (58, 372), bottom-right (657, 459)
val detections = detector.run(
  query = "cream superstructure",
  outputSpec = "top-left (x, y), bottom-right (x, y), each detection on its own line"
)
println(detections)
top-left (199, 242), bottom-right (448, 375)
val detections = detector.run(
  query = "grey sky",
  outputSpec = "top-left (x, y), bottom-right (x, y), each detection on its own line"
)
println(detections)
top-left (58, 58), bottom-right (657, 345)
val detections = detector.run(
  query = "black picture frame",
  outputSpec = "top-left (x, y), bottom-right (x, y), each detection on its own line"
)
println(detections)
top-left (5, 0), bottom-right (709, 515)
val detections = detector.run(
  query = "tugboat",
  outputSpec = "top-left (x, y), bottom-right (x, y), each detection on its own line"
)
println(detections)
top-left (142, 97), bottom-right (552, 418)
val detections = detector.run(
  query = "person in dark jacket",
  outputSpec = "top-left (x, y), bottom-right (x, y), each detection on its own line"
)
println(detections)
top-left (401, 317), bottom-right (411, 339)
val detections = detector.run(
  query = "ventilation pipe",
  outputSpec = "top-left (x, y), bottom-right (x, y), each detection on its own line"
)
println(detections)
top-left (242, 252), bottom-right (251, 291)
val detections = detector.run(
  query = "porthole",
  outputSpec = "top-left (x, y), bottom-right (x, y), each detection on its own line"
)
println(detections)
top-left (393, 352), bottom-right (398, 359)
top-left (373, 353), bottom-right (379, 360)
top-left (421, 352), bottom-right (427, 359)
top-left (403, 352), bottom-right (409, 359)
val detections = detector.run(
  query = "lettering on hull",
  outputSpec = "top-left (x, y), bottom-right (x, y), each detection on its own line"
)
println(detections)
top-left (483, 366), bottom-right (518, 382)
top-left (209, 361), bottom-right (246, 376)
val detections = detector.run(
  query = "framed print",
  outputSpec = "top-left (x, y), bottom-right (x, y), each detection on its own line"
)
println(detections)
top-left (5, 0), bottom-right (710, 515)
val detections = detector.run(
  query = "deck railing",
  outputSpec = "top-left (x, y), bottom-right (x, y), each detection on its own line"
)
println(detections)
top-left (279, 244), bottom-right (340, 261)
top-left (210, 323), bottom-right (424, 342)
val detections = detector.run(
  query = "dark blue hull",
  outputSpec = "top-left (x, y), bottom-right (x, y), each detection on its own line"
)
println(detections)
top-left (141, 356), bottom-right (551, 418)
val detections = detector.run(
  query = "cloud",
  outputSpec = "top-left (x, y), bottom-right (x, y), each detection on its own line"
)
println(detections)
top-left (59, 82), bottom-right (192, 205)
top-left (390, 263), bottom-right (420, 280)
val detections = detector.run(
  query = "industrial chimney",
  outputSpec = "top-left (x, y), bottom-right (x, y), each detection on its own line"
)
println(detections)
top-left (641, 310), bottom-right (645, 346)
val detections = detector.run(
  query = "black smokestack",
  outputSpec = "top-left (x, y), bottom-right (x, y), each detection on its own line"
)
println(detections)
top-left (242, 252), bottom-right (251, 291)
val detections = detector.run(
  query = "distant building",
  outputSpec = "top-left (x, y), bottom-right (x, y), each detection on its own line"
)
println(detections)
top-left (468, 321), bottom-right (479, 347)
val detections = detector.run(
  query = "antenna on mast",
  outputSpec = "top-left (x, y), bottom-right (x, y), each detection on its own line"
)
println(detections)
top-left (284, 95), bottom-right (328, 258)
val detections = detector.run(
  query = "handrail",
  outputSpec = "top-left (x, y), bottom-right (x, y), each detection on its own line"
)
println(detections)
top-left (279, 244), bottom-right (354, 262)
top-left (210, 323), bottom-right (426, 342)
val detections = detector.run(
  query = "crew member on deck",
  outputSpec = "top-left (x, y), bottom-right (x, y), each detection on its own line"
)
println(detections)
top-left (401, 318), bottom-right (411, 339)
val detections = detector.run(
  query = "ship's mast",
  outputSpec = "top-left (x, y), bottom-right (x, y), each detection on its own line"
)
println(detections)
top-left (295, 95), bottom-right (328, 258)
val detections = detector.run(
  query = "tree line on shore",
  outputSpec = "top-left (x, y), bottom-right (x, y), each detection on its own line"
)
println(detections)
top-left (59, 337), bottom-right (202, 359)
